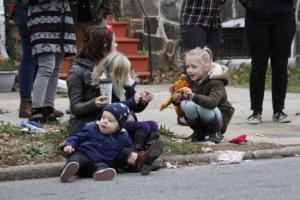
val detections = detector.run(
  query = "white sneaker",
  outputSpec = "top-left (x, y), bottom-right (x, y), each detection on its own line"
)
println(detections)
top-left (273, 111), bottom-right (291, 123)
top-left (60, 162), bottom-right (79, 183)
top-left (247, 113), bottom-right (262, 124)
top-left (93, 168), bottom-right (116, 181)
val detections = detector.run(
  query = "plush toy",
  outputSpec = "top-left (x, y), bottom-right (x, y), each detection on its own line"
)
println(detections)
top-left (160, 74), bottom-right (190, 118)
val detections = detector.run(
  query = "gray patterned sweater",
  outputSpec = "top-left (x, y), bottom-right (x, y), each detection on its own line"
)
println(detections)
top-left (27, 0), bottom-right (76, 56)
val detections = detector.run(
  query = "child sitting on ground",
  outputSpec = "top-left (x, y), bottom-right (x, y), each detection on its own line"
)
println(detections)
top-left (60, 103), bottom-right (163, 182)
top-left (172, 47), bottom-right (234, 143)
top-left (91, 52), bottom-right (163, 173)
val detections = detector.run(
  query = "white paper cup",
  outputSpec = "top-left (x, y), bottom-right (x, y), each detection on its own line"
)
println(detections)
top-left (99, 79), bottom-right (112, 104)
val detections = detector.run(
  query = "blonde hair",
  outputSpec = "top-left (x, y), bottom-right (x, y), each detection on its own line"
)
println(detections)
top-left (185, 47), bottom-right (213, 74)
top-left (91, 52), bottom-right (131, 100)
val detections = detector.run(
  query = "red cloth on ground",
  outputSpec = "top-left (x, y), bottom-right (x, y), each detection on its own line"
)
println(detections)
top-left (229, 134), bottom-right (247, 144)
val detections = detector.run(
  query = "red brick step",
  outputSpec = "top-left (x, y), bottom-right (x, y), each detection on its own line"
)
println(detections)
top-left (127, 55), bottom-right (149, 73)
top-left (116, 38), bottom-right (140, 55)
top-left (107, 21), bottom-right (129, 38)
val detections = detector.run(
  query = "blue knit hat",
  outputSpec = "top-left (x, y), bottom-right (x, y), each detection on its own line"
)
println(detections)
top-left (101, 103), bottom-right (130, 129)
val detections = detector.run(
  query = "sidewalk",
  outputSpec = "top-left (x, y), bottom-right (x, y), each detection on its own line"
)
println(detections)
top-left (1, 85), bottom-right (300, 181)
top-left (137, 85), bottom-right (300, 145)
top-left (1, 85), bottom-right (300, 145)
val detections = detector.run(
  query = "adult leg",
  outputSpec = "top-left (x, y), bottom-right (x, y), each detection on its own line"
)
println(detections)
top-left (31, 53), bottom-right (57, 121)
top-left (180, 25), bottom-right (207, 53)
top-left (43, 53), bottom-right (64, 120)
top-left (245, 21), bottom-right (270, 115)
top-left (270, 21), bottom-right (296, 114)
top-left (207, 28), bottom-right (221, 60)
top-left (12, 7), bottom-right (37, 118)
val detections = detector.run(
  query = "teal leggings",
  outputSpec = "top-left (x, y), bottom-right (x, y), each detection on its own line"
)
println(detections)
top-left (180, 100), bottom-right (223, 125)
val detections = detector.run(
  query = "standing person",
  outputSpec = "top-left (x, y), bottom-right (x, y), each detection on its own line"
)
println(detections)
top-left (180, 0), bottom-right (227, 60)
top-left (70, 0), bottom-right (113, 50)
top-left (172, 47), bottom-right (234, 143)
top-left (239, 0), bottom-right (296, 124)
top-left (27, 0), bottom-right (76, 122)
top-left (8, 1), bottom-right (38, 118)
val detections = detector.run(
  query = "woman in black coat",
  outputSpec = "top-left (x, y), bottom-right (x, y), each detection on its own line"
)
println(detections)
top-left (240, 0), bottom-right (296, 124)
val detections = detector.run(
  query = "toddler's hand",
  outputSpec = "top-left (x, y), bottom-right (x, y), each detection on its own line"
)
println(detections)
top-left (95, 96), bottom-right (109, 108)
top-left (63, 145), bottom-right (75, 154)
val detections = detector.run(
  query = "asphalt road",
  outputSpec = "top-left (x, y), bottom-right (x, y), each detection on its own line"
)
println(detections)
top-left (1, 157), bottom-right (300, 200)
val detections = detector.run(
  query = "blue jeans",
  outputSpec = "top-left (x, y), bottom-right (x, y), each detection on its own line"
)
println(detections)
top-left (180, 100), bottom-right (223, 125)
top-left (12, 6), bottom-right (37, 101)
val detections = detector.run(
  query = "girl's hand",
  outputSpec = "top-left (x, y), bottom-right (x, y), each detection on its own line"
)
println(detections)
top-left (63, 145), bottom-right (75, 154)
top-left (181, 87), bottom-right (194, 99)
top-left (141, 91), bottom-right (153, 104)
top-left (134, 91), bottom-right (143, 104)
top-left (95, 96), bottom-right (109, 108)
top-left (127, 114), bottom-right (135, 121)
top-left (171, 93), bottom-right (181, 103)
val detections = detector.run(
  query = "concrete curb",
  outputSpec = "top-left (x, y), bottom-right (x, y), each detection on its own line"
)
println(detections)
top-left (1, 146), bottom-right (300, 182)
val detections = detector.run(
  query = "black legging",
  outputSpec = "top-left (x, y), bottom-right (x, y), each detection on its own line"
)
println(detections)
top-left (180, 25), bottom-right (221, 60)
top-left (67, 151), bottom-right (110, 178)
top-left (245, 20), bottom-right (296, 114)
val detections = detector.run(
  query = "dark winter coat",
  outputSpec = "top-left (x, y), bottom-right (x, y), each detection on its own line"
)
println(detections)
top-left (27, 0), bottom-right (76, 56)
top-left (65, 123), bottom-right (134, 166)
top-left (239, 0), bottom-right (295, 24)
top-left (189, 63), bottom-right (234, 133)
top-left (67, 58), bottom-right (147, 135)
top-left (69, 0), bottom-right (112, 23)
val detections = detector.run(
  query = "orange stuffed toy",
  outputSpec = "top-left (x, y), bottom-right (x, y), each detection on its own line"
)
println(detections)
top-left (160, 74), bottom-right (190, 118)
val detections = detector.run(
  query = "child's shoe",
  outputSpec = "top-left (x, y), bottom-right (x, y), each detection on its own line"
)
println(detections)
top-left (93, 168), bottom-right (116, 181)
top-left (60, 161), bottom-right (79, 183)
top-left (177, 117), bottom-right (188, 126)
top-left (135, 140), bottom-right (164, 176)
top-left (208, 132), bottom-right (224, 144)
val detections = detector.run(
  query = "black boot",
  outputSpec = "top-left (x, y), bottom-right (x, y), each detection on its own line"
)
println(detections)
top-left (135, 140), bottom-right (164, 176)
top-left (184, 119), bottom-right (206, 142)
top-left (205, 118), bottom-right (224, 143)
top-left (30, 107), bottom-right (45, 122)
top-left (44, 106), bottom-right (57, 121)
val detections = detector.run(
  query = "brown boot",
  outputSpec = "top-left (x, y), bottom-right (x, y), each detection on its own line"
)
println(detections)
top-left (44, 107), bottom-right (64, 121)
top-left (19, 100), bottom-right (32, 118)
top-left (135, 140), bottom-right (164, 176)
